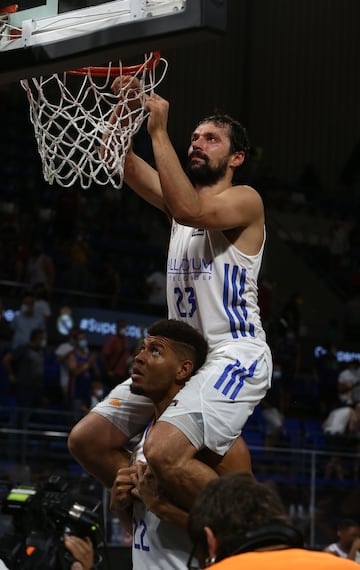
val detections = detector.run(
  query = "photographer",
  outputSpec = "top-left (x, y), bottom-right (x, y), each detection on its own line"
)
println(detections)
top-left (188, 472), bottom-right (360, 569)
top-left (0, 535), bottom-right (94, 570)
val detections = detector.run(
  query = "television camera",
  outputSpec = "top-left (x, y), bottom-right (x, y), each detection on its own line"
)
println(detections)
top-left (0, 474), bottom-right (104, 569)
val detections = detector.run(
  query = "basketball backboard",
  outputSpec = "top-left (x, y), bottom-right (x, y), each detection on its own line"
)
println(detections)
top-left (0, 0), bottom-right (227, 84)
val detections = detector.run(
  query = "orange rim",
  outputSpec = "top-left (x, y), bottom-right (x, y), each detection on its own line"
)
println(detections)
top-left (0, 4), bottom-right (18, 14)
top-left (67, 51), bottom-right (161, 77)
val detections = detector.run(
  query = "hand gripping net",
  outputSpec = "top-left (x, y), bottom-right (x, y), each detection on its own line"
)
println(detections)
top-left (20, 52), bottom-right (168, 189)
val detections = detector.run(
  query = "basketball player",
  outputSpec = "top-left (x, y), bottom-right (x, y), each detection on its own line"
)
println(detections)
top-left (109, 318), bottom-right (252, 570)
top-left (68, 86), bottom-right (272, 509)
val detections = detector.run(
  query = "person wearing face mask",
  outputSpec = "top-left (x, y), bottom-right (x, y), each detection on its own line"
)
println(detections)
top-left (55, 326), bottom-right (80, 406)
top-left (101, 320), bottom-right (131, 388)
top-left (66, 331), bottom-right (101, 413)
top-left (89, 379), bottom-right (107, 409)
top-left (10, 292), bottom-right (45, 350)
top-left (3, 328), bottom-right (46, 409)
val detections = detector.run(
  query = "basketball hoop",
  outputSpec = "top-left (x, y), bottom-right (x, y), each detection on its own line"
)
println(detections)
top-left (0, 4), bottom-right (18, 42)
top-left (21, 51), bottom-right (168, 189)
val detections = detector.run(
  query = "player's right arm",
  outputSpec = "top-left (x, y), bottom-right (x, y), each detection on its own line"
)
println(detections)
top-left (67, 412), bottom-right (132, 489)
top-left (67, 380), bottom-right (155, 489)
top-left (124, 148), bottom-right (168, 214)
top-left (110, 465), bottom-right (138, 534)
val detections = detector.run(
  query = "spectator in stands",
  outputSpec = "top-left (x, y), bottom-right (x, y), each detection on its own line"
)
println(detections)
top-left (55, 326), bottom-right (80, 406)
top-left (66, 330), bottom-right (101, 413)
top-left (25, 238), bottom-right (55, 296)
top-left (323, 406), bottom-right (354, 438)
top-left (10, 291), bottom-right (45, 350)
top-left (88, 378), bottom-right (108, 411)
top-left (145, 262), bottom-right (167, 308)
top-left (352, 366), bottom-right (360, 406)
top-left (324, 518), bottom-right (360, 562)
top-left (0, 297), bottom-right (12, 350)
top-left (33, 281), bottom-right (52, 341)
top-left (314, 342), bottom-right (341, 417)
top-left (322, 405), bottom-right (358, 480)
top-left (3, 328), bottom-right (46, 408)
top-left (338, 360), bottom-right (360, 407)
top-left (101, 320), bottom-right (131, 388)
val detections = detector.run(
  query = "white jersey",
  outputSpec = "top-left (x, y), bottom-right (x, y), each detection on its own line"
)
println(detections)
top-left (167, 221), bottom-right (267, 350)
top-left (91, 222), bottom-right (272, 456)
top-left (325, 542), bottom-right (360, 563)
top-left (131, 427), bottom-right (192, 570)
top-left (91, 379), bottom-right (154, 442)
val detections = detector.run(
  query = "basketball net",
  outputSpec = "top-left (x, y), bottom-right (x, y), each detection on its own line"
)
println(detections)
top-left (0, 4), bottom-right (19, 42)
top-left (21, 52), bottom-right (168, 189)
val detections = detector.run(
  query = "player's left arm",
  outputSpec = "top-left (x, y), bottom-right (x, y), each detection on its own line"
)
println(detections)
top-left (130, 462), bottom-right (189, 528)
top-left (173, 181), bottom-right (264, 232)
top-left (146, 95), bottom-right (264, 230)
top-left (197, 435), bottom-right (253, 477)
top-left (131, 436), bottom-right (252, 527)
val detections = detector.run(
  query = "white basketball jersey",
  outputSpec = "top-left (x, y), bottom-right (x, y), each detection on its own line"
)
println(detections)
top-left (167, 222), bottom-right (266, 350)
top-left (131, 427), bottom-right (192, 570)
top-left (326, 543), bottom-right (360, 562)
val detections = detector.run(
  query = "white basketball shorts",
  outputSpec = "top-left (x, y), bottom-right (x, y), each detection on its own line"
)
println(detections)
top-left (158, 340), bottom-right (273, 455)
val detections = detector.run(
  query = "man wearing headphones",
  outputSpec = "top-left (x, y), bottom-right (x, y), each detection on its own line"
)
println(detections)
top-left (188, 473), bottom-right (359, 569)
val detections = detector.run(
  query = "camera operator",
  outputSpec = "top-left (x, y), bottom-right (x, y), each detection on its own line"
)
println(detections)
top-left (188, 472), bottom-right (360, 569)
top-left (0, 535), bottom-right (94, 570)
top-left (64, 535), bottom-right (94, 570)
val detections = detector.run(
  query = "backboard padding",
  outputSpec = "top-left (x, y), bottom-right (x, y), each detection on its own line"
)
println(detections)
top-left (0, 0), bottom-right (227, 84)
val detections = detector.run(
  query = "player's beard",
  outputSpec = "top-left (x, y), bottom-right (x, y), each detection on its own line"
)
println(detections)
top-left (186, 153), bottom-right (229, 186)
top-left (130, 383), bottom-right (145, 396)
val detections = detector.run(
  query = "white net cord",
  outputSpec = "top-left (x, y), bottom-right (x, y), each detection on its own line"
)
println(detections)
top-left (20, 53), bottom-right (168, 189)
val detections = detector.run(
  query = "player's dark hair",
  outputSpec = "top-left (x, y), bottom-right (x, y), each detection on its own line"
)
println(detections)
top-left (147, 319), bottom-right (208, 374)
top-left (197, 114), bottom-right (250, 159)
